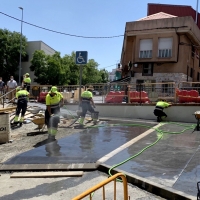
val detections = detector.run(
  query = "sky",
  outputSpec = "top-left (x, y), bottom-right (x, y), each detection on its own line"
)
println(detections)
top-left (0, 0), bottom-right (199, 72)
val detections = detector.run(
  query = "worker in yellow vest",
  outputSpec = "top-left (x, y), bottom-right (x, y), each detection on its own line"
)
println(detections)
top-left (23, 73), bottom-right (31, 92)
top-left (13, 87), bottom-right (30, 125)
top-left (45, 86), bottom-right (64, 141)
top-left (79, 85), bottom-right (96, 127)
top-left (154, 99), bottom-right (172, 122)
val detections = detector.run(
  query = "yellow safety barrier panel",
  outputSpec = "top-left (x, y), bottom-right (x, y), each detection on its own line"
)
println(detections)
top-left (72, 172), bottom-right (128, 200)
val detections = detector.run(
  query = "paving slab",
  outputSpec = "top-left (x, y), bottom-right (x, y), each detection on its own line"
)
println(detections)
top-left (101, 123), bottom-right (199, 198)
top-left (2, 121), bottom-right (149, 168)
top-left (1, 119), bottom-right (199, 199)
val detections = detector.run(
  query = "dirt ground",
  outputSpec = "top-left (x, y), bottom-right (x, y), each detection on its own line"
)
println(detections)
top-left (0, 119), bottom-right (81, 163)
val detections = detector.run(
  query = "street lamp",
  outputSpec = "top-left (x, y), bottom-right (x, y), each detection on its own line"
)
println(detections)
top-left (196, 0), bottom-right (199, 24)
top-left (18, 7), bottom-right (23, 85)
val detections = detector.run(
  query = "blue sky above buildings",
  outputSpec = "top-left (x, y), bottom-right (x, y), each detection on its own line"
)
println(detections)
top-left (0, 0), bottom-right (198, 71)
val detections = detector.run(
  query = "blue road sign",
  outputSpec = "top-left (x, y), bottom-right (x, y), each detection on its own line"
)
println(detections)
top-left (75, 51), bottom-right (88, 65)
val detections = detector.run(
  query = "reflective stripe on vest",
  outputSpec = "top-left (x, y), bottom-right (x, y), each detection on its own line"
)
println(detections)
top-left (18, 94), bottom-right (28, 100)
top-left (155, 106), bottom-right (164, 111)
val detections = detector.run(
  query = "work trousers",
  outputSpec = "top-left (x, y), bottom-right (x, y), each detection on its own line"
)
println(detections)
top-left (16, 101), bottom-right (27, 116)
top-left (154, 109), bottom-right (167, 122)
top-left (24, 83), bottom-right (30, 92)
top-left (81, 102), bottom-right (95, 117)
top-left (8, 88), bottom-right (15, 102)
top-left (45, 107), bottom-right (60, 129)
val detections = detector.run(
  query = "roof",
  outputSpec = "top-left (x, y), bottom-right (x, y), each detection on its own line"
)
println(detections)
top-left (138, 12), bottom-right (177, 21)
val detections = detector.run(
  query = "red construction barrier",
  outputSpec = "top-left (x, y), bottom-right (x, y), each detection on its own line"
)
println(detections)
top-left (105, 91), bottom-right (125, 103)
top-left (38, 92), bottom-right (48, 103)
top-left (178, 90), bottom-right (199, 103)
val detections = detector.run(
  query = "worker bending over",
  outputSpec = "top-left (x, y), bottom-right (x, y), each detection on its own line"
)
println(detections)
top-left (23, 73), bottom-right (31, 92)
top-left (13, 87), bottom-right (29, 124)
top-left (79, 85), bottom-right (96, 127)
top-left (154, 99), bottom-right (172, 122)
top-left (45, 86), bottom-right (64, 141)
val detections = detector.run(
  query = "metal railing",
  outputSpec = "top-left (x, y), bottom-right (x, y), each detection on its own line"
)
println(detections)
top-left (0, 82), bottom-right (185, 105)
top-left (72, 173), bottom-right (128, 200)
top-left (0, 88), bottom-right (17, 108)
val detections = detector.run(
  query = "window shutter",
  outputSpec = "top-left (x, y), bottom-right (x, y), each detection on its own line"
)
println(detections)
top-left (139, 39), bottom-right (153, 58)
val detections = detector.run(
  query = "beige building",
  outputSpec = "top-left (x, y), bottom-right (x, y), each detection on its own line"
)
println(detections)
top-left (21, 41), bottom-right (56, 84)
top-left (121, 12), bottom-right (200, 85)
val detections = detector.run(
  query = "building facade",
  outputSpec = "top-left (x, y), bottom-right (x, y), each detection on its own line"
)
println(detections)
top-left (21, 41), bottom-right (56, 84)
top-left (121, 13), bottom-right (200, 85)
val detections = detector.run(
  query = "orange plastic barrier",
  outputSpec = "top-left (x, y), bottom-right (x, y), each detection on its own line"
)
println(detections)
top-left (129, 91), bottom-right (150, 103)
top-left (38, 92), bottom-right (48, 102)
top-left (177, 90), bottom-right (200, 103)
top-left (105, 91), bottom-right (124, 103)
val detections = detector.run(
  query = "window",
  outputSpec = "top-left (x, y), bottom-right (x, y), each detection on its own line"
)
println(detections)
top-left (158, 38), bottom-right (172, 58)
top-left (139, 39), bottom-right (153, 58)
top-left (142, 63), bottom-right (153, 76)
top-left (190, 68), bottom-right (193, 78)
top-left (192, 46), bottom-right (195, 58)
top-left (162, 81), bottom-right (173, 93)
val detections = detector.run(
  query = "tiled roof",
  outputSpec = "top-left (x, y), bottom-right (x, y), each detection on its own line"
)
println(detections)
top-left (138, 12), bottom-right (177, 21)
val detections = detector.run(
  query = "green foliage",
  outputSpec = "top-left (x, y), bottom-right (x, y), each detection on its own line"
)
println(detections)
top-left (0, 29), bottom-right (27, 82)
top-left (30, 51), bottom-right (70, 85)
top-left (31, 51), bottom-right (109, 85)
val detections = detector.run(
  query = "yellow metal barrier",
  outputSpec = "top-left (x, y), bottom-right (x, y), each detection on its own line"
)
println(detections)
top-left (72, 173), bottom-right (128, 200)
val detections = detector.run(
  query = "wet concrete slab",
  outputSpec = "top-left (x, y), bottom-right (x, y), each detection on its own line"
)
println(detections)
top-left (3, 121), bottom-right (149, 167)
top-left (2, 119), bottom-right (199, 198)
top-left (103, 123), bottom-right (200, 197)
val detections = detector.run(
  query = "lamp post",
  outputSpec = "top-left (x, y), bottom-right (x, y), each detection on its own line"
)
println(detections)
top-left (18, 7), bottom-right (23, 85)
top-left (196, 0), bottom-right (199, 24)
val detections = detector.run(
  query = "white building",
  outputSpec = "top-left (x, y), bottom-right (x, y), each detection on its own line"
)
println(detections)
top-left (21, 41), bottom-right (56, 84)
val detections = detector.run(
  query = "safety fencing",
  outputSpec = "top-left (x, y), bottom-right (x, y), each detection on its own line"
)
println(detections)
top-left (3, 82), bottom-right (200, 105)
top-left (0, 88), bottom-right (18, 108)
top-left (176, 82), bottom-right (200, 103)
top-left (72, 173), bottom-right (128, 200)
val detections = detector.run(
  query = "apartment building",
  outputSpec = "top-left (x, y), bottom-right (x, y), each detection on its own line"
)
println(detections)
top-left (21, 41), bottom-right (56, 84)
top-left (121, 12), bottom-right (200, 85)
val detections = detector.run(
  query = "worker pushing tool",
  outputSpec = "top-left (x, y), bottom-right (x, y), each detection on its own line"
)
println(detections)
top-left (154, 99), bottom-right (172, 122)
top-left (12, 86), bottom-right (30, 126)
top-left (45, 86), bottom-right (64, 141)
top-left (79, 85), bottom-right (97, 127)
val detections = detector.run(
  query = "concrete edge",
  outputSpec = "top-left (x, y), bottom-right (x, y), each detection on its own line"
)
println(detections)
top-left (0, 163), bottom-right (97, 171)
top-left (98, 164), bottom-right (195, 200)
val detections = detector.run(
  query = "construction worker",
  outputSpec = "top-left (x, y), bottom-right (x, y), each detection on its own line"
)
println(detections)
top-left (79, 85), bottom-right (96, 127)
top-left (13, 86), bottom-right (30, 124)
top-left (45, 86), bottom-right (64, 141)
top-left (154, 99), bottom-right (172, 122)
top-left (23, 73), bottom-right (31, 92)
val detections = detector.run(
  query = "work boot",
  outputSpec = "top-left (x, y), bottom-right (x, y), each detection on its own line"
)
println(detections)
top-left (157, 117), bottom-right (161, 122)
top-left (48, 134), bottom-right (55, 141)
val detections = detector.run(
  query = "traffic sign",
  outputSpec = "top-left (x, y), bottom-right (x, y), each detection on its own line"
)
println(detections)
top-left (75, 51), bottom-right (88, 65)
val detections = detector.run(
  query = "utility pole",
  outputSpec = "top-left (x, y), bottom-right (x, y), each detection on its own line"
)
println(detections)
top-left (196, 0), bottom-right (199, 24)
top-left (19, 7), bottom-right (23, 85)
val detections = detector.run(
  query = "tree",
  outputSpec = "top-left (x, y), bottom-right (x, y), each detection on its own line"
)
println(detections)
top-left (30, 51), bottom-right (70, 85)
top-left (0, 29), bottom-right (27, 82)
top-left (31, 50), bottom-right (108, 85)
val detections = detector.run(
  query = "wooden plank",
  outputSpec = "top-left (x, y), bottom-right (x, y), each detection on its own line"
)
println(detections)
top-left (0, 106), bottom-right (17, 113)
top-left (10, 171), bottom-right (84, 178)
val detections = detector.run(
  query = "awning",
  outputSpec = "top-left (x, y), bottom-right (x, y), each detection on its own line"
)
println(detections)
top-left (110, 76), bottom-right (131, 83)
